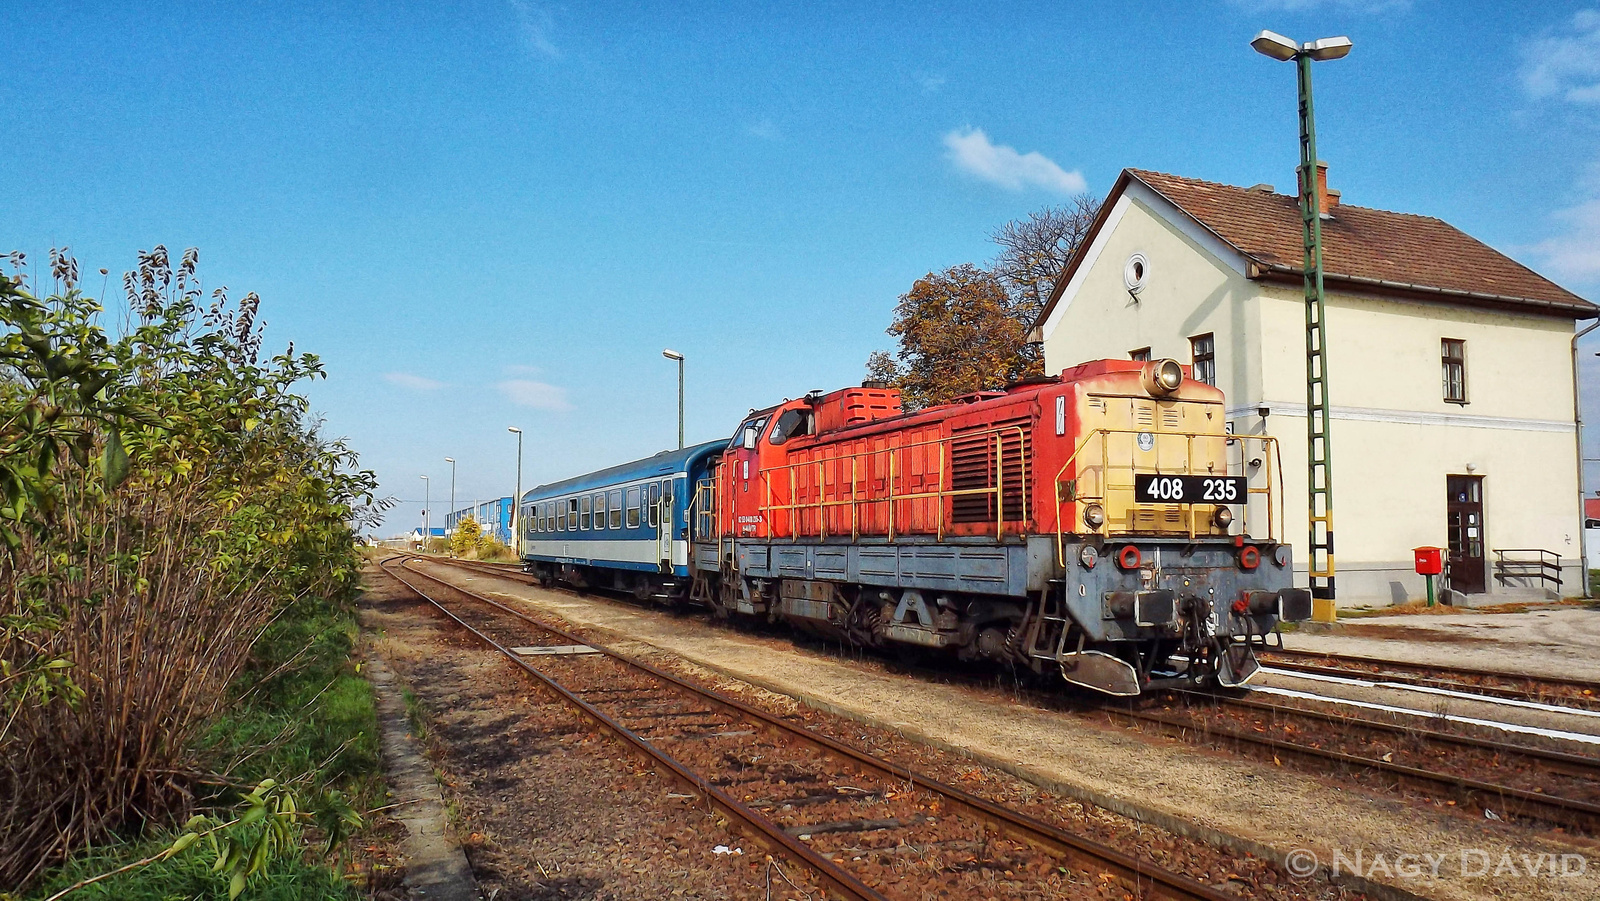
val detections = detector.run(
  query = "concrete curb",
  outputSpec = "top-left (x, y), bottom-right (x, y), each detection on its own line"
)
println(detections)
top-left (365, 654), bottom-right (481, 901)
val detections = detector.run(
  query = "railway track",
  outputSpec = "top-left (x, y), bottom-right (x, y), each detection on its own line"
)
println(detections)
top-left (1259, 647), bottom-right (1599, 710)
top-left (379, 554), bottom-right (1249, 901)
top-left (413, 554), bottom-right (1600, 835)
top-left (1116, 693), bottom-right (1600, 834)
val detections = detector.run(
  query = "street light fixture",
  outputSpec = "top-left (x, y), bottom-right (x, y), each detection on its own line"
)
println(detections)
top-left (508, 427), bottom-right (523, 547)
top-left (419, 474), bottom-right (430, 546)
top-left (1251, 29), bottom-right (1351, 610)
top-left (662, 349), bottom-right (685, 450)
top-left (444, 457), bottom-right (456, 536)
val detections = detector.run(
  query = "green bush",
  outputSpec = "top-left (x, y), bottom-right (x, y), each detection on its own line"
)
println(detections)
top-left (0, 249), bottom-right (387, 892)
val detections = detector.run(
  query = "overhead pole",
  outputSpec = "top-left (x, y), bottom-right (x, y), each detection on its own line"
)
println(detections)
top-left (1297, 51), bottom-right (1337, 609)
top-left (1253, 30), bottom-right (1351, 619)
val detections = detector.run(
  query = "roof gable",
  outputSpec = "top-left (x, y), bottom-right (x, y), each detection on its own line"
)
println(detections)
top-left (1035, 169), bottom-right (1596, 334)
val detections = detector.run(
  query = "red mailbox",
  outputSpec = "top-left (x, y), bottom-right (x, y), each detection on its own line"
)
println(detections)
top-left (1413, 546), bottom-right (1444, 576)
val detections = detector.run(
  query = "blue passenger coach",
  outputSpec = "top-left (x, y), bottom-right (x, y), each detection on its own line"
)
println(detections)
top-left (520, 441), bottom-right (723, 601)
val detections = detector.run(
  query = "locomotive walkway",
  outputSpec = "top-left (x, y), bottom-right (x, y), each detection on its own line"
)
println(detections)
top-left (405, 556), bottom-right (1600, 901)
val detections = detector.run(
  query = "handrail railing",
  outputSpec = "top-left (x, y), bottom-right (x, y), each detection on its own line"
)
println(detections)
top-left (1053, 427), bottom-right (1284, 566)
top-left (756, 426), bottom-right (1030, 542)
top-left (1492, 549), bottom-right (1562, 592)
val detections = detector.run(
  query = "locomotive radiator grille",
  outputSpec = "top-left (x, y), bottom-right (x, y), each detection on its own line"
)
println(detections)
top-left (950, 418), bottom-right (1032, 525)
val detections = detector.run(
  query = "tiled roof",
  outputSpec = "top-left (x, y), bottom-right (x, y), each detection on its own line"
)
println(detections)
top-left (1124, 169), bottom-right (1595, 315)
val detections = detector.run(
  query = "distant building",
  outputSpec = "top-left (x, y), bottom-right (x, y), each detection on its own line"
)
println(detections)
top-left (445, 497), bottom-right (515, 545)
top-left (1033, 166), bottom-right (1597, 605)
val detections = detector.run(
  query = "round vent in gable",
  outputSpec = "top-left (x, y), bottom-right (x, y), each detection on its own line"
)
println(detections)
top-left (1124, 253), bottom-right (1150, 294)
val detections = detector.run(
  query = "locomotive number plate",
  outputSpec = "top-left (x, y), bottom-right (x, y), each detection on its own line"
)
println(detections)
top-left (1134, 474), bottom-right (1246, 504)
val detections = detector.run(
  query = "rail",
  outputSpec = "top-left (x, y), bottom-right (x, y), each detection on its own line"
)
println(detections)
top-left (756, 426), bottom-right (1030, 541)
top-left (1493, 549), bottom-right (1562, 592)
top-left (383, 554), bottom-right (1240, 901)
top-left (1053, 428), bottom-right (1283, 566)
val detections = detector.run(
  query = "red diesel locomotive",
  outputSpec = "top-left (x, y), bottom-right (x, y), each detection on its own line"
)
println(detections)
top-left (690, 358), bottom-right (1311, 696)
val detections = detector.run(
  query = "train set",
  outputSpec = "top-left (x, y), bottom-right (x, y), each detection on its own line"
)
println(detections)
top-left (519, 358), bottom-right (1312, 696)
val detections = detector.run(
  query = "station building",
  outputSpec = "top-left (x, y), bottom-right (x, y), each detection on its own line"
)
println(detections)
top-left (1032, 166), bottom-right (1597, 606)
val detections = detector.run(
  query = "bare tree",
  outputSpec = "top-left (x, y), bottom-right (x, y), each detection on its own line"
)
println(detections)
top-left (989, 193), bottom-right (1102, 332)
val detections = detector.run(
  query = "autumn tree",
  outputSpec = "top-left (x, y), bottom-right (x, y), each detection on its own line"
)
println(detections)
top-left (867, 197), bottom-right (1103, 409)
top-left (867, 264), bottom-right (1037, 409)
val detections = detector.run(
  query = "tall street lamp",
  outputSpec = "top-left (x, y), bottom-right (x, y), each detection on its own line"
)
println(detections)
top-left (419, 474), bottom-right (430, 545)
top-left (662, 348), bottom-right (685, 450)
top-left (1251, 29), bottom-right (1351, 612)
top-left (508, 427), bottom-right (523, 546)
top-left (444, 457), bottom-right (456, 535)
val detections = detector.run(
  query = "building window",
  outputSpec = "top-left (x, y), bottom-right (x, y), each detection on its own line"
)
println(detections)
top-left (1442, 338), bottom-right (1466, 404)
top-left (1190, 334), bottom-right (1215, 386)
top-left (1130, 347), bottom-right (1151, 362)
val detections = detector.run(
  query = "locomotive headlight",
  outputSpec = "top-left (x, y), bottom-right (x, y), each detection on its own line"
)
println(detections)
top-left (1142, 359), bottom-right (1185, 396)
top-left (1083, 503), bottom-right (1106, 529)
top-left (1212, 506), bottom-right (1233, 528)
top-left (1079, 545), bottom-right (1099, 569)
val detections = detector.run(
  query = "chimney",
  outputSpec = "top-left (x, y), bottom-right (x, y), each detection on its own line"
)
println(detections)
top-left (1298, 160), bottom-right (1339, 213)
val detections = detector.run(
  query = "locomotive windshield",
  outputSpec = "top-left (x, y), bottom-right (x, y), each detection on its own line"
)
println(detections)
top-left (727, 416), bottom-right (768, 450)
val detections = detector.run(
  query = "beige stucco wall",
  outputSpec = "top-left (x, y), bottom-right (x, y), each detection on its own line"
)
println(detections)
top-left (1042, 192), bottom-right (1584, 604)
top-left (1038, 191), bottom-right (1263, 405)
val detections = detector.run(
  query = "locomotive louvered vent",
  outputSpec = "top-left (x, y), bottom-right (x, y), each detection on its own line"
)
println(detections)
top-left (1135, 406), bottom-right (1155, 428)
top-left (950, 417), bottom-right (1032, 524)
top-left (1161, 408), bottom-right (1182, 429)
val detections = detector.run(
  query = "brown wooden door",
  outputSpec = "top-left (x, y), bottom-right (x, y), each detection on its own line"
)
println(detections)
top-left (1446, 475), bottom-right (1486, 594)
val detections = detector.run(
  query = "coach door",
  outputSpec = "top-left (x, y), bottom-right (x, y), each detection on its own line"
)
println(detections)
top-left (654, 480), bottom-right (672, 572)
top-left (1446, 475), bottom-right (1486, 594)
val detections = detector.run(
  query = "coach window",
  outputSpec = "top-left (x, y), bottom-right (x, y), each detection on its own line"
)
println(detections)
top-left (609, 489), bottom-right (623, 529)
top-left (626, 487), bottom-right (641, 528)
top-left (1190, 334), bottom-right (1215, 386)
top-left (1442, 338), bottom-right (1467, 404)
top-left (591, 493), bottom-right (604, 530)
top-left (1129, 347), bottom-right (1151, 362)
top-left (557, 499), bottom-right (567, 531)
top-left (648, 482), bottom-right (661, 527)
top-left (565, 498), bottom-right (576, 530)
top-left (579, 495), bottom-right (591, 530)
top-left (544, 502), bottom-right (553, 531)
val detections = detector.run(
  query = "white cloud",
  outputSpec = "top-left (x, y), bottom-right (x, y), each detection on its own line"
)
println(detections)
top-left (942, 128), bottom-right (1086, 195)
top-left (502, 363), bottom-right (544, 376)
top-left (745, 118), bottom-right (779, 140)
top-left (1521, 9), bottom-right (1600, 103)
top-left (1532, 198), bottom-right (1600, 282)
top-left (509, 0), bottom-right (561, 60)
top-left (498, 379), bottom-right (571, 410)
top-left (384, 372), bottom-right (444, 391)
top-left (915, 72), bottom-right (946, 94)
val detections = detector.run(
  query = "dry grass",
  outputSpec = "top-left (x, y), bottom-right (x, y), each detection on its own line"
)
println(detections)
top-left (0, 473), bottom-right (280, 887)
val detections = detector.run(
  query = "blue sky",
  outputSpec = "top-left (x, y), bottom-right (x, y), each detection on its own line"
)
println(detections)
top-left (5, 1), bottom-right (1600, 535)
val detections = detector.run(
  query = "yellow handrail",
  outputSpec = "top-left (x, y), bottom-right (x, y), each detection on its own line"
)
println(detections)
top-left (755, 425), bottom-right (1030, 541)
